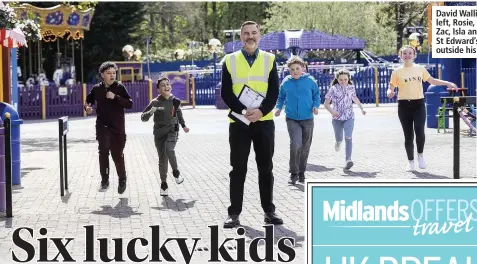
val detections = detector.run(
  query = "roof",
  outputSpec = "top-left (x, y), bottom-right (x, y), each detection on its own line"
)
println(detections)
top-left (224, 30), bottom-right (366, 53)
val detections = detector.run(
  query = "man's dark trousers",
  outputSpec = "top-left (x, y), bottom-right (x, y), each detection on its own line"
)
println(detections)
top-left (228, 120), bottom-right (276, 216)
top-left (96, 124), bottom-right (127, 182)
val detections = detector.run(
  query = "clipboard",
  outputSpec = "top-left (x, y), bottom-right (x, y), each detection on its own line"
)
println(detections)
top-left (228, 85), bottom-right (265, 125)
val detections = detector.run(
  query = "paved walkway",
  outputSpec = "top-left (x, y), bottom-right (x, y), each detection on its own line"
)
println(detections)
top-left (0, 105), bottom-right (475, 263)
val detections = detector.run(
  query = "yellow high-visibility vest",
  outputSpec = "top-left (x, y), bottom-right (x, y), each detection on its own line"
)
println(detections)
top-left (225, 49), bottom-right (275, 122)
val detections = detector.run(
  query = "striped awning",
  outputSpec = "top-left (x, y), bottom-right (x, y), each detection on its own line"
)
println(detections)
top-left (0, 28), bottom-right (27, 48)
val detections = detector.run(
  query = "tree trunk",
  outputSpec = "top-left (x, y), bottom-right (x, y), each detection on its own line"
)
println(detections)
top-left (395, 3), bottom-right (405, 52)
top-left (212, 2), bottom-right (218, 38)
top-left (149, 13), bottom-right (157, 52)
top-left (203, 2), bottom-right (208, 36)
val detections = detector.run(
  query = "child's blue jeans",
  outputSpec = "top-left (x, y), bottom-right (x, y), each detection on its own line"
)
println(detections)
top-left (332, 119), bottom-right (354, 161)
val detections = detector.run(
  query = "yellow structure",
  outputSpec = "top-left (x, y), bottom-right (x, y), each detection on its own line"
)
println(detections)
top-left (148, 79), bottom-right (153, 101)
top-left (14, 4), bottom-right (95, 42)
top-left (427, 2), bottom-right (445, 45)
top-left (116, 62), bottom-right (143, 82)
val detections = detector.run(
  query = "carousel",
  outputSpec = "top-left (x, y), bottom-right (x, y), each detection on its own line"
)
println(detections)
top-left (13, 3), bottom-right (95, 87)
top-left (0, 1), bottom-right (29, 105)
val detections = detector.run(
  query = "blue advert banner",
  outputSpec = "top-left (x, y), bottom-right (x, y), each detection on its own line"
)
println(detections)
top-left (306, 180), bottom-right (477, 264)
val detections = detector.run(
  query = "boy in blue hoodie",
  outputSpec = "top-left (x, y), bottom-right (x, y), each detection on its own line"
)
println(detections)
top-left (275, 56), bottom-right (320, 184)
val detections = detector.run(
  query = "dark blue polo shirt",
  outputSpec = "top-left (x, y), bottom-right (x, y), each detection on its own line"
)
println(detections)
top-left (241, 48), bottom-right (260, 67)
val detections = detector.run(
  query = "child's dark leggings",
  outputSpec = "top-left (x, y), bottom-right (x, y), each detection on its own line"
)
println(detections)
top-left (398, 99), bottom-right (426, 161)
top-left (96, 126), bottom-right (127, 183)
top-left (154, 130), bottom-right (179, 182)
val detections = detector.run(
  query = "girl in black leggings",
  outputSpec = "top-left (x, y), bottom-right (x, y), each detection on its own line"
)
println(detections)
top-left (387, 45), bottom-right (457, 171)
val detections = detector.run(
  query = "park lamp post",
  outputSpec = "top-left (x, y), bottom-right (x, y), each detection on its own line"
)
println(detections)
top-left (188, 41), bottom-right (200, 68)
top-left (208, 38), bottom-right (221, 82)
top-left (405, 26), bottom-right (425, 63)
top-left (223, 29), bottom-right (241, 52)
top-left (145, 36), bottom-right (152, 80)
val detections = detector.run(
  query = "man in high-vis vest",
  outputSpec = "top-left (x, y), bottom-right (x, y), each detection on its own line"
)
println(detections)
top-left (220, 21), bottom-right (283, 228)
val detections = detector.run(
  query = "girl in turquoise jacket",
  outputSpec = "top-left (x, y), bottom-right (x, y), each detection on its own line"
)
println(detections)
top-left (275, 56), bottom-right (320, 184)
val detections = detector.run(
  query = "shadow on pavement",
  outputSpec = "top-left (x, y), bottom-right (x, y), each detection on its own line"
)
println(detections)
top-left (21, 116), bottom-right (91, 125)
top-left (241, 224), bottom-right (304, 248)
top-left (22, 137), bottom-right (96, 153)
top-left (0, 217), bottom-right (13, 228)
top-left (12, 185), bottom-right (24, 194)
top-left (90, 198), bottom-right (142, 218)
top-left (292, 184), bottom-right (304, 192)
top-left (61, 190), bottom-right (72, 204)
top-left (21, 167), bottom-right (44, 178)
top-left (22, 137), bottom-right (57, 152)
top-left (152, 196), bottom-right (197, 212)
top-left (342, 170), bottom-right (379, 178)
top-left (306, 163), bottom-right (335, 173)
top-left (411, 171), bottom-right (450, 179)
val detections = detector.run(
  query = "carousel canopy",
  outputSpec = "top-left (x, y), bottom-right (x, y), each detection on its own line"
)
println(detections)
top-left (224, 30), bottom-right (366, 53)
top-left (14, 3), bottom-right (94, 42)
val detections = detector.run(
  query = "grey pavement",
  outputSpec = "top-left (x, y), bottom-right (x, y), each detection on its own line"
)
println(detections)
top-left (0, 104), bottom-right (476, 263)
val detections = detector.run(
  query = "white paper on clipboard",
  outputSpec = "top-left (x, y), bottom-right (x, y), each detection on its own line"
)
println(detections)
top-left (229, 85), bottom-right (265, 125)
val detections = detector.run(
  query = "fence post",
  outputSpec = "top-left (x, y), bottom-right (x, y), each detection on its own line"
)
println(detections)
top-left (148, 79), bottom-right (153, 102)
top-left (41, 85), bottom-right (46, 119)
top-left (4, 113), bottom-right (12, 218)
top-left (438, 64), bottom-right (442, 79)
top-left (453, 98), bottom-right (460, 179)
top-left (461, 71), bottom-right (465, 89)
top-left (191, 77), bottom-right (196, 108)
top-left (82, 83), bottom-right (87, 117)
top-left (374, 67), bottom-right (379, 107)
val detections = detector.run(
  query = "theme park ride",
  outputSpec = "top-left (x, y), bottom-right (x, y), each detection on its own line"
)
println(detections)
top-left (223, 29), bottom-right (367, 73)
top-left (13, 3), bottom-right (95, 89)
top-left (0, 1), bottom-right (28, 106)
top-left (115, 44), bottom-right (144, 82)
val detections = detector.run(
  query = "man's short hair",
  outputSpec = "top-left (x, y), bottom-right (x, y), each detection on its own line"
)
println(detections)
top-left (241, 21), bottom-right (260, 31)
top-left (99, 61), bottom-right (118, 74)
top-left (286, 56), bottom-right (306, 68)
top-left (156, 77), bottom-right (170, 89)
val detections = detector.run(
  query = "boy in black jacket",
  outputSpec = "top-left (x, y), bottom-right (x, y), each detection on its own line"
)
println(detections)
top-left (84, 61), bottom-right (133, 194)
top-left (141, 77), bottom-right (189, 196)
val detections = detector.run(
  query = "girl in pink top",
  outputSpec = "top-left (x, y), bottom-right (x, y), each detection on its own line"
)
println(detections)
top-left (324, 69), bottom-right (366, 170)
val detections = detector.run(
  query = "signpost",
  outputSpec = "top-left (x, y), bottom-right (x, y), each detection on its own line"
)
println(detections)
top-left (58, 116), bottom-right (69, 196)
top-left (3, 113), bottom-right (12, 217)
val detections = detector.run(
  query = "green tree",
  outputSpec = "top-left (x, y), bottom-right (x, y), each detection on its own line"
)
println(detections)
top-left (81, 2), bottom-right (145, 75)
top-left (375, 2), bottom-right (428, 52)
top-left (263, 2), bottom-right (396, 56)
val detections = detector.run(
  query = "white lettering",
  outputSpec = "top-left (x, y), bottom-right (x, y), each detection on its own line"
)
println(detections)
top-left (322, 200), bottom-right (409, 221)
top-left (413, 213), bottom-right (474, 236)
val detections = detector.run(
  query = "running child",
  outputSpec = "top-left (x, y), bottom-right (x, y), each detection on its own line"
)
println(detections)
top-left (84, 61), bottom-right (133, 193)
top-left (387, 45), bottom-right (456, 171)
top-left (141, 77), bottom-right (189, 196)
top-left (275, 56), bottom-right (320, 184)
top-left (324, 69), bottom-right (366, 170)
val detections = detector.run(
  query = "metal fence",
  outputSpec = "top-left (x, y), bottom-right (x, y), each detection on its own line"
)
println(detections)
top-left (17, 66), bottom-right (476, 120)
top-left (19, 82), bottom-right (151, 120)
top-left (194, 65), bottom-right (442, 106)
top-left (463, 68), bottom-right (476, 96)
